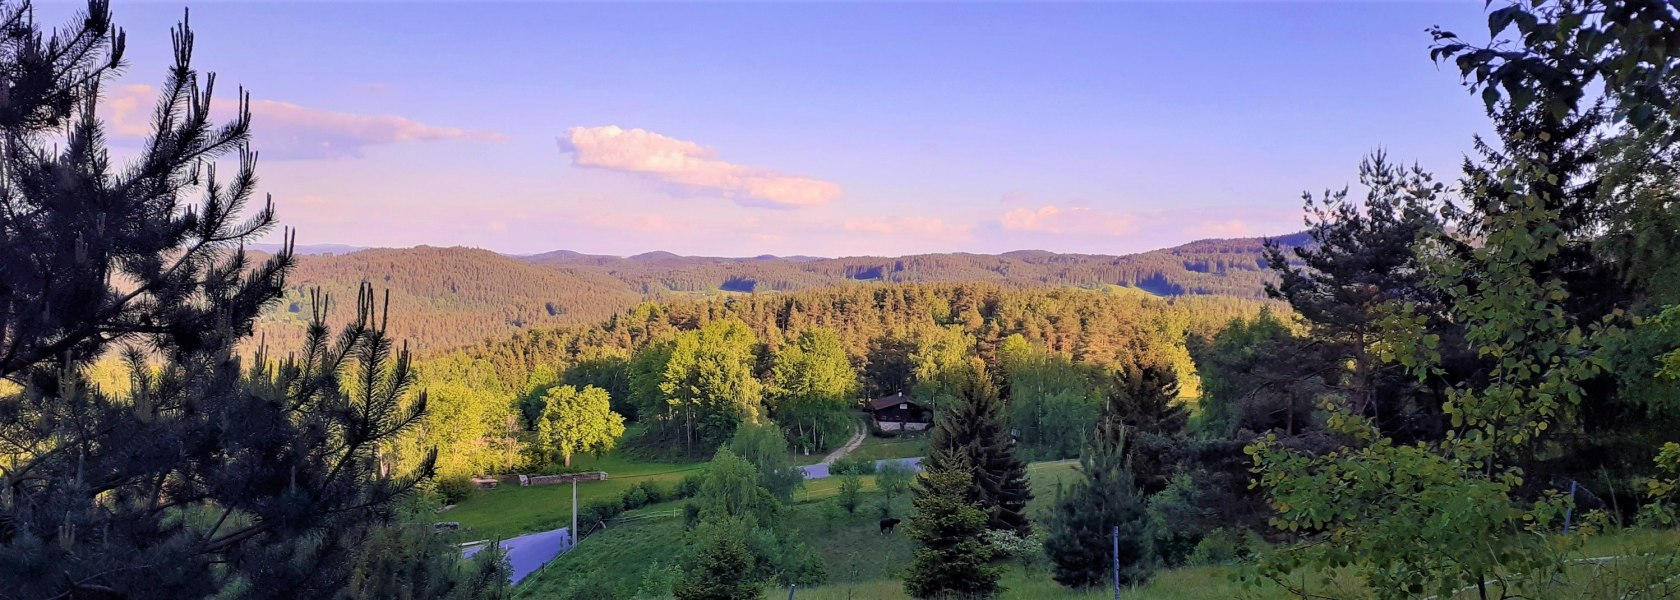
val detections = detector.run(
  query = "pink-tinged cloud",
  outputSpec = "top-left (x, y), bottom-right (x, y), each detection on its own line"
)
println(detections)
top-left (558, 125), bottom-right (842, 208)
top-left (843, 216), bottom-right (972, 240)
top-left (104, 85), bottom-right (505, 160)
top-left (1000, 204), bottom-right (1137, 236)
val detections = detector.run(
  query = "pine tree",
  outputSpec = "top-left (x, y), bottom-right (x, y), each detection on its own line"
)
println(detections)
top-left (902, 452), bottom-right (1001, 600)
top-left (1041, 409), bottom-right (1153, 589)
top-left (1113, 358), bottom-right (1187, 437)
top-left (922, 360), bottom-right (1034, 536)
top-left (675, 526), bottom-right (762, 600)
top-left (0, 4), bottom-right (491, 596)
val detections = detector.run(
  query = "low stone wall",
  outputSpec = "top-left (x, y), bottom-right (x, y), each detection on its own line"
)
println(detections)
top-left (471, 472), bottom-right (609, 488)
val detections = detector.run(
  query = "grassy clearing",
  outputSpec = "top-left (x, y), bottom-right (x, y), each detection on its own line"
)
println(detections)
top-left (848, 432), bottom-right (929, 463)
top-left (512, 515), bottom-right (685, 599)
top-left (439, 453), bottom-right (703, 540)
top-left (492, 451), bottom-right (1680, 599)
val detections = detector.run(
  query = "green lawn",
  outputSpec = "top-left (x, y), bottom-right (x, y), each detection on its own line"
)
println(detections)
top-left (848, 432), bottom-right (928, 462)
top-left (438, 453), bottom-right (703, 540)
top-left (494, 452), bottom-right (1680, 600)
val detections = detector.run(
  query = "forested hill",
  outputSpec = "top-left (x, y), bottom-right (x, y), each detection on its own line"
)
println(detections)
top-left (251, 233), bottom-right (1306, 353)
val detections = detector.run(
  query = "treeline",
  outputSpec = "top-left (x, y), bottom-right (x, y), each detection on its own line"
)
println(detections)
top-left (383, 282), bottom-right (1278, 481)
top-left (250, 234), bottom-right (1307, 353)
top-left (251, 246), bottom-right (643, 352)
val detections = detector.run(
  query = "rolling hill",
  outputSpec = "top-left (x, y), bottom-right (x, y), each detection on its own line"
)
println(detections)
top-left (251, 233), bottom-right (1308, 354)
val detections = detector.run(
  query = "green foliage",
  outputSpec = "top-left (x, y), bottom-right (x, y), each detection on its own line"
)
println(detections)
top-left (0, 6), bottom-right (484, 593)
top-left (1042, 417), bottom-right (1153, 589)
top-left (909, 326), bottom-right (977, 412)
top-left (830, 456), bottom-right (878, 476)
top-left (341, 516), bottom-right (511, 600)
top-left (534, 384), bottom-right (627, 467)
top-left (924, 363), bottom-right (1035, 536)
top-left (1262, 152), bottom-right (1451, 440)
top-left (902, 463), bottom-right (1001, 599)
top-left (1248, 411), bottom-right (1575, 598)
top-left (1190, 309), bottom-right (1321, 437)
top-left (402, 357), bottom-right (525, 480)
top-left (676, 519), bottom-right (764, 600)
top-left (838, 474), bottom-right (864, 514)
top-left (1187, 528), bottom-right (1263, 567)
top-left (727, 422), bottom-right (806, 502)
top-left (1145, 474), bottom-right (1216, 568)
top-left (983, 529), bottom-right (1045, 575)
top-left (437, 475), bottom-right (479, 505)
top-left (772, 327), bottom-right (861, 452)
top-left (998, 335), bottom-right (1105, 461)
top-left (877, 461), bottom-right (914, 500)
top-left (694, 448), bottom-right (782, 527)
top-left (660, 319), bottom-right (765, 452)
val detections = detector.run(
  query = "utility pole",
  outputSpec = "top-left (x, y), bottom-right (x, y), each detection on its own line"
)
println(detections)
top-left (571, 479), bottom-right (579, 550)
top-left (1112, 525), bottom-right (1120, 600)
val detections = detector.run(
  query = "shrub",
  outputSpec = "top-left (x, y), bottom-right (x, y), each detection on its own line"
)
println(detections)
top-left (876, 461), bottom-right (913, 499)
top-left (435, 475), bottom-right (477, 505)
top-left (831, 456), bottom-right (876, 476)
top-left (638, 481), bottom-right (668, 504)
top-left (837, 474), bottom-right (863, 514)
top-left (581, 498), bottom-right (624, 525)
top-left (675, 472), bottom-right (704, 499)
top-left (1188, 528), bottom-right (1263, 566)
top-left (622, 484), bottom-right (651, 510)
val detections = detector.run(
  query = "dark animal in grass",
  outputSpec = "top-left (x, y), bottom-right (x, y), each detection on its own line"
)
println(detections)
top-left (879, 518), bottom-right (901, 534)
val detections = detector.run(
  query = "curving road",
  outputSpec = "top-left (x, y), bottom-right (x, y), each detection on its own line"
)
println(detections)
top-left (462, 526), bottom-right (572, 584)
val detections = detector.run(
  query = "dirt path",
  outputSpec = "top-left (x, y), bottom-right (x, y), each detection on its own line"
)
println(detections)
top-left (817, 422), bottom-right (867, 466)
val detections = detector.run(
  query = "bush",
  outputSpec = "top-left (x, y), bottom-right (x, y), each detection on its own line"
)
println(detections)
top-left (1187, 528), bottom-right (1263, 566)
top-left (831, 456), bottom-right (876, 476)
top-left (435, 475), bottom-right (476, 505)
top-left (837, 474), bottom-right (863, 514)
top-left (638, 481), bottom-right (668, 504)
top-left (581, 498), bottom-right (624, 525)
top-left (877, 461), bottom-right (913, 499)
top-left (622, 484), bottom-right (651, 510)
top-left (675, 472), bottom-right (704, 499)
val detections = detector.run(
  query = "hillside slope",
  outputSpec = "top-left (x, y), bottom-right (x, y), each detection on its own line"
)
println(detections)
top-left (254, 234), bottom-right (1306, 353)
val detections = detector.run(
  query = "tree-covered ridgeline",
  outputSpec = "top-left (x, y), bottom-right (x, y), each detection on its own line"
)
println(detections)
top-left (249, 235), bottom-right (1312, 354)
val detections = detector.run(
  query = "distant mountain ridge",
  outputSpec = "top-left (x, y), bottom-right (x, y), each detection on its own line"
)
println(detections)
top-left (251, 233), bottom-right (1308, 353)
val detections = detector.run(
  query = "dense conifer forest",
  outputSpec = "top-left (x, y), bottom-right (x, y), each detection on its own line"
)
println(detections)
top-left (250, 234), bottom-right (1307, 353)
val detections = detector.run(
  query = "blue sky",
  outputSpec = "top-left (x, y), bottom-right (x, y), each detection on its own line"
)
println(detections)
top-left (53, 1), bottom-right (1495, 257)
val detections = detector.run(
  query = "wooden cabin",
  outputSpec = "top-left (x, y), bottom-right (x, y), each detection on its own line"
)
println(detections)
top-left (867, 393), bottom-right (933, 431)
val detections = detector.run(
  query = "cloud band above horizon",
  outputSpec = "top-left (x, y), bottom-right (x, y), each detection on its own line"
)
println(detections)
top-left (557, 125), bottom-right (842, 208)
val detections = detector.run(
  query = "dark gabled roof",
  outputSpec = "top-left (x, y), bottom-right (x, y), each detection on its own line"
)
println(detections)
top-left (867, 393), bottom-right (922, 411)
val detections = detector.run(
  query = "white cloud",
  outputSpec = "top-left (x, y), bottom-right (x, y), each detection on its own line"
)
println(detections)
top-left (558, 125), bottom-right (842, 208)
top-left (1000, 204), bottom-right (1137, 236)
top-left (104, 85), bottom-right (505, 160)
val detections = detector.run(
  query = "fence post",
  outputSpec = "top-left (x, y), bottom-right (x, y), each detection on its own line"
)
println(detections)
top-left (1112, 525), bottom-right (1120, 600)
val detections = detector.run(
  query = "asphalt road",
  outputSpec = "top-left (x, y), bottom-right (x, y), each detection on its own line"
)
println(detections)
top-left (462, 526), bottom-right (571, 584)
top-left (799, 456), bottom-right (922, 480)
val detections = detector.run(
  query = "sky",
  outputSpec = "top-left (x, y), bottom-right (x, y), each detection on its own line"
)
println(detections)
top-left (44, 0), bottom-right (1497, 258)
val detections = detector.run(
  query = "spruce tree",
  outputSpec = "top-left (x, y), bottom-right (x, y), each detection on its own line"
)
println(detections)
top-left (902, 451), bottom-right (1000, 600)
top-left (0, 3), bottom-right (485, 596)
top-left (1112, 358), bottom-right (1186, 437)
top-left (1042, 398), bottom-right (1153, 589)
top-left (921, 359), bottom-right (1033, 536)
